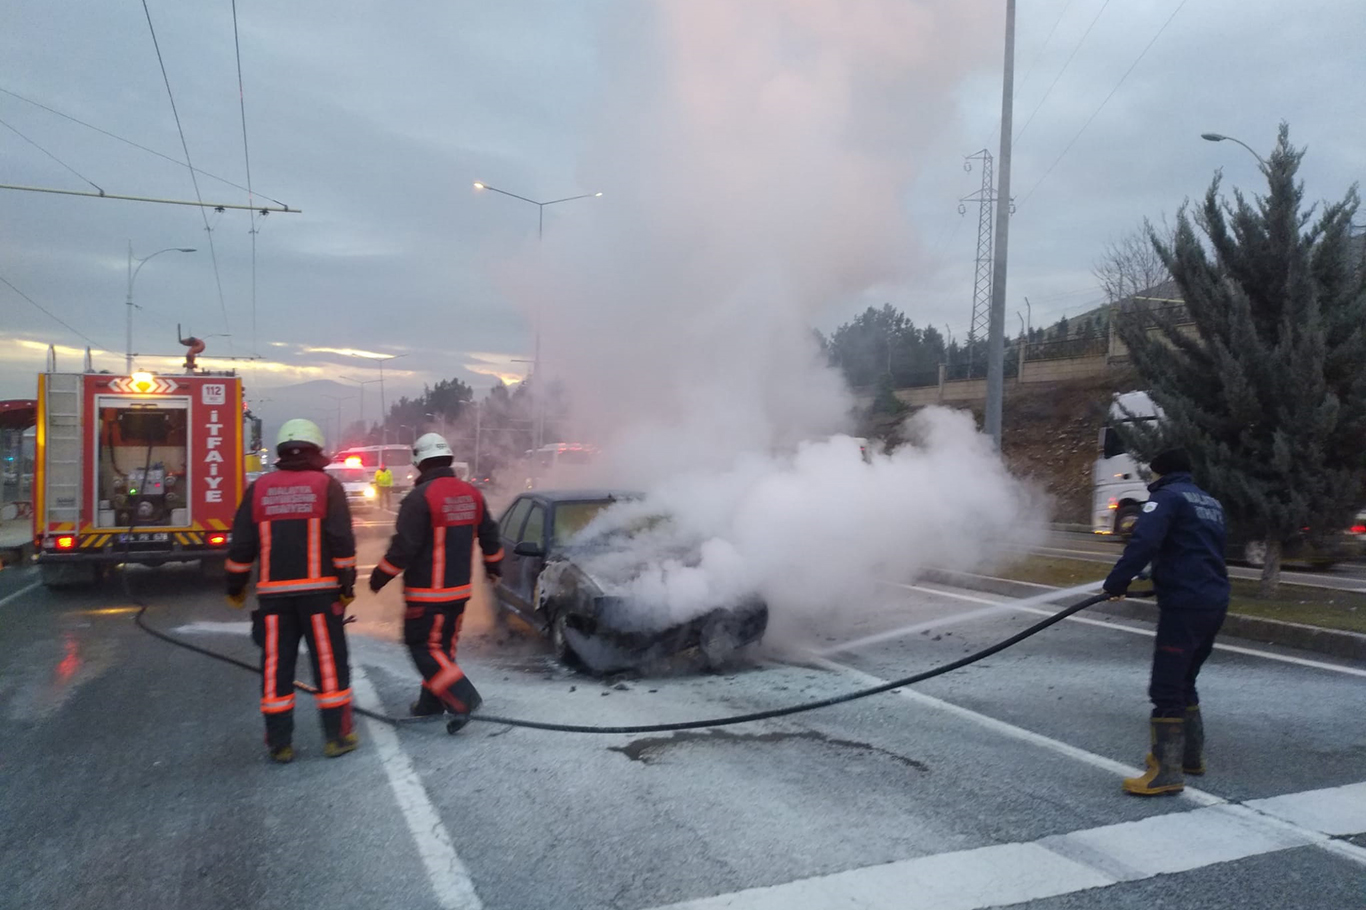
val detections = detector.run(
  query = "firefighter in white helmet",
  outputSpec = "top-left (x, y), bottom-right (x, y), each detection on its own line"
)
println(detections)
top-left (369, 432), bottom-right (503, 728)
top-left (225, 418), bottom-right (359, 763)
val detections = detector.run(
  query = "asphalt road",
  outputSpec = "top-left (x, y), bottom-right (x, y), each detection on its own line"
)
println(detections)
top-left (1035, 531), bottom-right (1366, 594)
top-left (1, 513), bottom-right (1363, 910)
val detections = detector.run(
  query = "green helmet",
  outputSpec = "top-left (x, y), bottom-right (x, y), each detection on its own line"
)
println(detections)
top-left (276, 418), bottom-right (325, 453)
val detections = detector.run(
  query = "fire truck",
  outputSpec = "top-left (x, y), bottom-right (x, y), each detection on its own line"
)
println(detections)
top-left (33, 365), bottom-right (248, 587)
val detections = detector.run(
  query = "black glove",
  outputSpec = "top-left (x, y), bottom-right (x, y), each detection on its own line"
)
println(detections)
top-left (369, 568), bottom-right (393, 593)
top-left (484, 561), bottom-right (502, 582)
top-left (337, 566), bottom-right (356, 602)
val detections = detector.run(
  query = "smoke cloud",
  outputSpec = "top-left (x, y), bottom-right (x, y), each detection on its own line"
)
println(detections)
top-left (489, 2), bottom-right (1045, 644)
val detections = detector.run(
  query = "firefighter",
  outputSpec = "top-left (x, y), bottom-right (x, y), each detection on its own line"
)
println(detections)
top-left (374, 463), bottom-right (394, 511)
top-left (1103, 448), bottom-right (1229, 796)
top-left (225, 418), bottom-right (359, 763)
top-left (368, 432), bottom-right (502, 727)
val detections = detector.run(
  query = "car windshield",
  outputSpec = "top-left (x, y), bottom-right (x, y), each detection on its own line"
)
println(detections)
top-left (553, 501), bottom-right (616, 545)
top-left (327, 468), bottom-right (370, 483)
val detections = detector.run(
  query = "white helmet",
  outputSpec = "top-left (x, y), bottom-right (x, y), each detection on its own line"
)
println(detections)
top-left (277, 418), bottom-right (325, 452)
top-left (412, 432), bottom-right (454, 467)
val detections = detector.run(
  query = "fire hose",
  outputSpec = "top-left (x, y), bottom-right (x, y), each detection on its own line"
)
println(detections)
top-left (132, 578), bottom-right (1151, 735)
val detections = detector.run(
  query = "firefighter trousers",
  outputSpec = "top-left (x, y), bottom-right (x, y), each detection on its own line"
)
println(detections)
top-left (251, 593), bottom-right (353, 747)
top-left (404, 600), bottom-right (480, 715)
top-left (1149, 606), bottom-right (1226, 717)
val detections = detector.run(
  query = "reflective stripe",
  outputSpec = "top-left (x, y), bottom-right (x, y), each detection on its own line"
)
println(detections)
top-left (256, 576), bottom-right (339, 594)
top-left (307, 517), bottom-right (321, 581)
top-left (263, 614), bottom-right (279, 701)
top-left (405, 585), bottom-right (472, 603)
top-left (261, 695), bottom-right (296, 714)
top-left (226, 558), bottom-right (254, 573)
top-left (432, 525), bottom-right (446, 591)
top-left (311, 612), bottom-right (338, 694)
top-left (378, 557), bottom-right (401, 576)
top-left (484, 547), bottom-right (505, 563)
top-left (428, 613), bottom-right (466, 692)
top-left (314, 688), bottom-right (352, 708)
top-left (332, 555), bottom-right (357, 568)
top-left (259, 522), bottom-right (272, 584)
top-left (451, 612), bottom-right (464, 663)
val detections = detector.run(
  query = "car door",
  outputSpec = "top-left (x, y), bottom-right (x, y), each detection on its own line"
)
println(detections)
top-left (512, 501), bottom-right (550, 618)
top-left (495, 497), bottom-right (534, 618)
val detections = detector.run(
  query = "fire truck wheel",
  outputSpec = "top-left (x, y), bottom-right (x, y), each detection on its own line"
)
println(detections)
top-left (198, 558), bottom-right (227, 582)
top-left (40, 562), bottom-right (100, 590)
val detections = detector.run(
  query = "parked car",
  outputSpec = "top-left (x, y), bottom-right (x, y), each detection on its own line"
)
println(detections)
top-left (323, 463), bottom-right (377, 512)
top-left (493, 489), bottom-right (768, 673)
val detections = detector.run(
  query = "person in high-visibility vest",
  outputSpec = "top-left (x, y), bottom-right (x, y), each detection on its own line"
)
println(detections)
top-left (374, 463), bottom-right (394, 511)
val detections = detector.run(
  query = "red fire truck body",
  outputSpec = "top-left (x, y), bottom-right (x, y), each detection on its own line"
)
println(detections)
top-left (33, 370), bottom-right (245, 585)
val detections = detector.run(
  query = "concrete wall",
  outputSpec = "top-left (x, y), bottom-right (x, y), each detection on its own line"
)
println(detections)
top-left (1020, 354), bottom-right (1110, 383)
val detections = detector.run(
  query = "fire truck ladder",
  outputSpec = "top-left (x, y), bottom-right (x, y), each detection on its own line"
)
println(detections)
top-left (43, 374), bottom-right (84, 529)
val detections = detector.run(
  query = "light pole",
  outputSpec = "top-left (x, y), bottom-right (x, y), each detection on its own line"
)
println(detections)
top-left (373, 353), bottom-right (409, 446)
top-left (322, 393), bottom-right (353, 446)
top-left (984, 0), bottom-right (1016, 449)
top-left (340, 376), bottom-right (381, 441)
top-left (126, 242), bottom-right (196, 372)
top-left (1200, 132), bottom-right (1268, 169)
top-left (472, 181), bottom-right (602, 449)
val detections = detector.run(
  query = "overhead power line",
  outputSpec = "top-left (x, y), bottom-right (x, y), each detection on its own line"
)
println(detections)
top-left (1014, 0), bottom-right (1113, 146)
top-left (141, 0), bottom-right (233, 352)
top-left (1020, 0), bottom-right (1190, 207)
top-left (0, 116), bottom-right (105, 194)
top-left (0, 85), bottom-right (290, 207)
top-left (1014, 0), bottom-right (1077, 97)
top-left (0, 273), bottom-right (107, 349)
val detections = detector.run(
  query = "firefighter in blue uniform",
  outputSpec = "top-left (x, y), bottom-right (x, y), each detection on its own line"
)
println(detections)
top-left (1104, 448), bottom-right (1230, 796)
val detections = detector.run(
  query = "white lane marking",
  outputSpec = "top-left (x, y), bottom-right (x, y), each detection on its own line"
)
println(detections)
top-left (648, 841), bottom-right (1113, 910)
top-left (0, 580), bottom-right (41, 609)
top-left (815, 603), bottom-right (1014, 656)
top-left (814, 656), bottom-right (1366, 869)
top-left (351, 668), bottom-right (483, 910)
top-left (644, 784), bottom-right (1366, 910)
top-left (1246, 781), bottom-right (1366, 836)
top-left (892, 581), bottom-right (1366, 679)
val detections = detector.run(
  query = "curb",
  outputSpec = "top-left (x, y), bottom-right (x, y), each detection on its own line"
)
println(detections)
top-left (922, 569), bottom-right (1366, 663)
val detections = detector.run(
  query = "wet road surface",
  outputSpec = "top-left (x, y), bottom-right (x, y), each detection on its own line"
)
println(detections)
top-left (1, 512), bottom-right (1363, 909)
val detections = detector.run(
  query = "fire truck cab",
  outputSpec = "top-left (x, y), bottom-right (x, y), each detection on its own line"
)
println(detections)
top-left (33, 369), bottom-right (246, 587)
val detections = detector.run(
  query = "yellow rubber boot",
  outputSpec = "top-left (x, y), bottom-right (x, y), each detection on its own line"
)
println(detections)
top-left (1123, 717), bottom-right (1185, 796)
top-left (323, 732), bottom-right (360, 758)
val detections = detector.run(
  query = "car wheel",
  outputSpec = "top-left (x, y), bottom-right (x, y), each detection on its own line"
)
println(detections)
top-left (550, 611), bottom-right (579, 666)
top-left (699, 611), bottom-right (741, 672)
top-left (1114, 504), bottom-right (1142, 539)
top-left (1243, 540), bottom-right (1267, 568)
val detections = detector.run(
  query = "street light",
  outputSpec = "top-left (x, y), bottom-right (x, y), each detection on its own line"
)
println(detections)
top-left (126, 242), bottom-right (196, 372)
top-left (1200, 133), bottom-right (1268, 169)
top-left (322, 393), bottom-right (354, 447)
top-left (339, 376), bottom-right (381, 439)
top-left (373, 353), bottom-right (409, 446)
top-left (472, 180), bottom-right (602, 449)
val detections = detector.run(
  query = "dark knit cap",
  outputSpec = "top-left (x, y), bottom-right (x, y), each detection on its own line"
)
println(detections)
top-left (1150, 448), bottom-right (1192, 476)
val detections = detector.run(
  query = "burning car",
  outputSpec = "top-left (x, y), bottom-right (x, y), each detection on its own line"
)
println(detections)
top-left (492, 489), bottom-right (768, 673)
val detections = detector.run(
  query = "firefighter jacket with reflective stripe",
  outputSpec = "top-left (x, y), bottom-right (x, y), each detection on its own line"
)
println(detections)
top-left (226, 467), bottom-right (357, 598)
top-left (372, 466), bottom-right (503, 603)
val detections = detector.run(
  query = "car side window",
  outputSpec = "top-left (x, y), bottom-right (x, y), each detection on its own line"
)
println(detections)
top-left (500, 499), bottom-right (531, 540)
top-left (520, 504), bottom-right (547, 548)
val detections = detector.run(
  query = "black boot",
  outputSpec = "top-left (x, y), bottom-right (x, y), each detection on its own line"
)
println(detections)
top-left (1123, 717), bottom-right (1185, 796)
top-left (321, 705), bottom-right (360, 758)
top-left (1184, 705), bottom-right (1205, 775)
top-left (410, 687), bottom-right (444, 717)
top-left (265, 712), bottom-right (294, 764)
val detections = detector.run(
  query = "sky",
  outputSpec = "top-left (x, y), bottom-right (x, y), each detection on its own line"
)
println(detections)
top-left (3, 0), bottom-right (1364, 434)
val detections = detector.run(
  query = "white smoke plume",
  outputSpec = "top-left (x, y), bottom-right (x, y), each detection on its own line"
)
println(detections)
top-left (489, 2), bottom-right (1046, 641)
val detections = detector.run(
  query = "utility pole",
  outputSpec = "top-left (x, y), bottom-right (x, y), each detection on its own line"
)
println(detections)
top-left (984, 0), bottom-right (1016, 449)
top-left (473, 402), bottom-right (482, 478)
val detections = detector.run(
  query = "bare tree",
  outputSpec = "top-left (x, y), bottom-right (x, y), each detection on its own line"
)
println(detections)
top-left (1094, 220), bottom-right (1173, 304)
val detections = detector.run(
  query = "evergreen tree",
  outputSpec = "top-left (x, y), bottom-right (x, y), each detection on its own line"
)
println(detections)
top-left (1118, 125), bottom-right (1366, 596)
